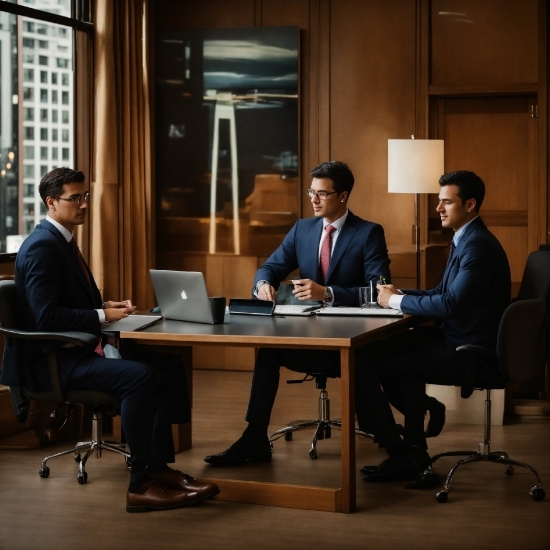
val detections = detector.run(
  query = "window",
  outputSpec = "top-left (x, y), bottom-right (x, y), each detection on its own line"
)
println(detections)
top-left (40, 165), bottom-right (48, 176)
top-left (24, 185), bottom-right (35, 198)
top-left (40, 89), bottom-right (48, 103)
top-left (62, 91), bottom-right (69, 105)
top-left (24, 165), bottom-right (35, 178)
top-left (62, 148), bottom-right (69, 160)
top-left (23, 53), bottom-right (35, 64)
top-left (52, 110), bottom-right (58, 123)
top-left (56, 58), bottom-right (69, 69)
top-left (40, 128), bottom-right (48, 141)
top-left (24, 146), bottom-right (35, 158)
top-left (52, 129), bottom-right (58, 141)
top-left (23, 68), bottom-right (34, 81)
top-left (62, 129), bottom-right (69, 142)
top-left (24, 108), bottom-right (35, 121)
top-left (39, 55), bottom-right (48, 66)
top-left (37, 25), bottom-right (48, 35)
top-left (39, 40), bottom-right (48, 49)
top-left (40, 147), bottom-right (48, 160)
top-left (23, 21), bottom-right (35, 33)
top-left (51, 148), bottom-right (58, 161)
top-left (57, 27), bottom-right (67, 37)
top-left (40, 109), bottom-right (48, 122)
top-left (23, 38), bottom-right (35, 48)
top-left (57, 45), bottom-right (68, 53)
top-left (61, 110), bottom-right (69, 124)
top-left (40, 70), bottom-right (48, 83)
top-left (51, 90), bottom-right (58, 104)
top-left (51, 72), bottom-right (58, 84)
top-left (62, 73), bottom-right (69, 86)
top-left (23, 87), bottom-right (34, 101)
top-left (24, 127), bottom-right (35, 140)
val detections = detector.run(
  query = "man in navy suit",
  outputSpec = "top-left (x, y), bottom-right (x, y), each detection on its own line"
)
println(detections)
top-left (204, 161), bottom-right (393, 466)
top-left (1, 167), bottom-right (219, 511)
top-left (360, 170), bottom-right (511, 484)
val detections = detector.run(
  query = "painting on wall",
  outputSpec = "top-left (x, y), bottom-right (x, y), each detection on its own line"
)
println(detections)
top-left (155, 26), bottom-right (299, 257)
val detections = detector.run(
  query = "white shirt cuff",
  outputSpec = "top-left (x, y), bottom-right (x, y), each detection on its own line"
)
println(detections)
top-left (388, 294), bottom-right (404, 310)
top-left (96, 309), bottom-right (105, 323)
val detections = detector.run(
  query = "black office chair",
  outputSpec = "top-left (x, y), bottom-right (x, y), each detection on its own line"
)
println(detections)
top-left (269, 373), bottom-right (372, 459)
top-left (0, 280), bottom-right (129, 484)
top-left (432, 298), bottom-right (547, 503)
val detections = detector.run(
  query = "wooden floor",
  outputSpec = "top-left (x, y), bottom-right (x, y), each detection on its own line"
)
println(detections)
top-left (1, 369), bottom-right (549, 550)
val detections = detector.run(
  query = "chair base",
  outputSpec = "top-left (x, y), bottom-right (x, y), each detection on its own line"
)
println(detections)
top-left (38, 411), bottom-right (130, 484)
top-left (432, 447), bottom-right (545, 503)
top-left (269, 419), bottom-right (372, 460)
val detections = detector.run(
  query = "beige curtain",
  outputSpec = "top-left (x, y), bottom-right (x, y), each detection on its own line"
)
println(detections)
top-left (91, 0), bottom-right (153, 307)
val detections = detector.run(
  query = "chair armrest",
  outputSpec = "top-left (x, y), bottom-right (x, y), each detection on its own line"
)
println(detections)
top-left (456, 344), bottom-right (495, 358)
top-left (0, 328), bottom-right (97, 350)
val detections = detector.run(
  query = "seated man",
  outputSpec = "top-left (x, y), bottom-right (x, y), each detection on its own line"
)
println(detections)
top-left (1, 167), bottom-right (219, 512)
top-left (204, 160), bottom-right (393, 466)
top-left (359, 170), bottom-right (511, 484)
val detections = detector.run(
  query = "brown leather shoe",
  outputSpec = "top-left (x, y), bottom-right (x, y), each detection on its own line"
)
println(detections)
top-left (126, 479), bottom-right (208, 513)
top-left (152, 467), bottom-right (220, 500)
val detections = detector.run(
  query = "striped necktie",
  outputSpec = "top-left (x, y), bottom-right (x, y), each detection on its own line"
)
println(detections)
top-left (320, 225), bottom-right (336, 283)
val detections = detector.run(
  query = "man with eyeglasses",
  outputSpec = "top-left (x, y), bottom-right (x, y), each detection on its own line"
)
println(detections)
top-left (204, 160), bottom-right (392, 466)
top-left (1, 167), bottom-right (219, 512)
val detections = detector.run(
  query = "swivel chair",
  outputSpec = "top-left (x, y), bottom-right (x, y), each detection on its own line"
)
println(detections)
top-left (269, 373), bottom-right (372, 459)
top-left (432, 298), bottom-right (547, 503)
top-left (0, 280), bottom-right (129, 484)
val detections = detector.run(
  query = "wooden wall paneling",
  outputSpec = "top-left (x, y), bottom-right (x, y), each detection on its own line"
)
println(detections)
top-left (329, 0), bottom-right (417, 246)
top-left (538, 0), bottom-right (548, 244)
top-left (430, 0), bottom-right (539, 87)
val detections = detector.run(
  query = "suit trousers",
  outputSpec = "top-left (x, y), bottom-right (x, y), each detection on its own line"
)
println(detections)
top-left (60, 339), bottom-right (189, 486)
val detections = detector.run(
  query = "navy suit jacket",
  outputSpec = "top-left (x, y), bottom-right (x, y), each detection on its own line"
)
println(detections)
top-left (1, 219), bottom-right (103, 389)
top-left (400, 216), bottom-right (511, 351)
top-left (253, 210), bottom-right (391, 306)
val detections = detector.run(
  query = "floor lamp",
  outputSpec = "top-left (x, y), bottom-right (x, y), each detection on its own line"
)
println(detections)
top-left (388, 138), bottom-right (444, 289)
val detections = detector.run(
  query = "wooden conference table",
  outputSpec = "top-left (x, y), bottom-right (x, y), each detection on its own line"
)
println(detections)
top-left (120, 311), bottom-right (416, 513)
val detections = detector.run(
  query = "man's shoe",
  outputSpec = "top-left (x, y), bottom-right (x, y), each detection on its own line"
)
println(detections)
top-left (204, 435), bottom-right (272, 466)
top-left (425, 397), bottom-right (446, 438)
top-left (363, 448), bottom-right (431, 483)
top-left (126, 480), bottom-right (208, 513)
top-left (152, 467), bottom-right (220, 500)
top-left (360, 465), bottom-right (378, 475)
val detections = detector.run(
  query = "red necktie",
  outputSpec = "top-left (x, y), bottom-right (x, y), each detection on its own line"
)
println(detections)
top-left (69, 237), bottom-right (92, 290)
top-left (320, 225), bottom-right (336, 283)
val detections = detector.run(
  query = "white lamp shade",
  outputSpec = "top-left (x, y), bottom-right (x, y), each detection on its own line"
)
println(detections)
top-left (388, 139), bottom-right (444, 194)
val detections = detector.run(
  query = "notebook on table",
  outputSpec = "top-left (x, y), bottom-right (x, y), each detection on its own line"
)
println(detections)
top-left (273, 304), bottom-right (322, 316)
top-left (150, 269), bottom-right (215, 324)
top-left (315, 307), bottom-right (403, 317)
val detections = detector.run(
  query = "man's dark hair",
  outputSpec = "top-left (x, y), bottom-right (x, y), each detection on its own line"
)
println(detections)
top-left (38, 167), bottom-right (85, 206)
top-left (439, 170), bottom-right (485, 212)
top-left (310, 161), bottom-right (355, 195)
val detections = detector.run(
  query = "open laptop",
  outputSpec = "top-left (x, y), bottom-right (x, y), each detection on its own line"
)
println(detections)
top-left (316, 306), bottom-right (403, 317)
top-left (150, 270), bottom-right (215, 324)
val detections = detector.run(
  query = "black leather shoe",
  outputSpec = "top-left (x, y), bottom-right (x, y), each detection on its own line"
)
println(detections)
top-left (404, 467), bottom-right (442, 489)
top-left (425, 397), bottom-right (446, 438)
top-left (363, 448), bottom-right (431, 483)
top-left (360, 465), bottom-right (378, 475)
top-left (204, 436), bottom-right (272, 467)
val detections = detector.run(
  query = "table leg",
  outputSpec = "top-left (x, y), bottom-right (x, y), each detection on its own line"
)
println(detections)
top-left (340, 347), bottom-right (356, 513)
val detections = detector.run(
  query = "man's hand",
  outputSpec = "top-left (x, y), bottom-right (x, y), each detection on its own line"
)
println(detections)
top-left (376, 284), bottom-right (400, 308)
top-left (257, 283), bottom-right (276, 301)
top-left (292, 279), bottom-right (325, 301)
top-left (103, 299), bottom-right (137, 322)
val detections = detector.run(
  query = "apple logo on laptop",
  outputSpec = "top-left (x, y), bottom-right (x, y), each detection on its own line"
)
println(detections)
top-left (181, 290), bottom-right (188, 300)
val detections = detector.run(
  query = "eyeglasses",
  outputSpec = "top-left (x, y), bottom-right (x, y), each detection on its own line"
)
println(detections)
top-left (56, 191), bottom-right (90, 205)
top-left (306, 189), bottom-right (338, 200)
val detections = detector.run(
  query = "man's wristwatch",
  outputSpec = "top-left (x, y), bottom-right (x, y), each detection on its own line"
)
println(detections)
top-left (323, 287), bottom-right (333, 304)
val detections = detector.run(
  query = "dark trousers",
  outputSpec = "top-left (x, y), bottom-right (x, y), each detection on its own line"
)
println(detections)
top-left (60, 339), bottom-right (190, 486)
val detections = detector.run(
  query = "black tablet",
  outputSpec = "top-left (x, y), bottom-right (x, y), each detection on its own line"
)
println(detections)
top-left (228, 298), bottom-right (275, 316)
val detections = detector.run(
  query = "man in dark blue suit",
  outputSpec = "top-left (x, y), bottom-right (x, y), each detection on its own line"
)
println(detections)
top-left (1, 167), bottom-right (218, 511)
top-left (204, 161), bottom-right (392, 466)
top-left (360, 170), bottom-right (511, 484)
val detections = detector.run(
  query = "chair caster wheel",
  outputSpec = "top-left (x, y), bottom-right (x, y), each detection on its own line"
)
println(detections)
top-left (505, 465), bottom-right (514, 476)
top-left (530, 487), bottom-right (545, 502)
top-left (309, 449), bottom-right (317, 460)
top-left (77, 472), bottom-right (88, 485)
top-left (39, 466), bottom-right (50, 478)
top-left (436, 490), bottom-right (448, 503)
top-left (284, 432), bottom-right (293, 442)
top-left (74, 453), bottom-right (81, 463)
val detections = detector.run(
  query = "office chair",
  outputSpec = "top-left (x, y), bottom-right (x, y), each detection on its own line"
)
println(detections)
top-left (0, 280), bottom-right (129, 484)
top-left (269, 373), bottom-right (372, 459)
top-left (432, 298), bottom-right (547, 503)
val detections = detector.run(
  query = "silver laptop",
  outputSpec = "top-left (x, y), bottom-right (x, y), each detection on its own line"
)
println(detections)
top-left (150, 270), bottom-right (215, 324)
top-left (316, 307), bottom-right (403, 317)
